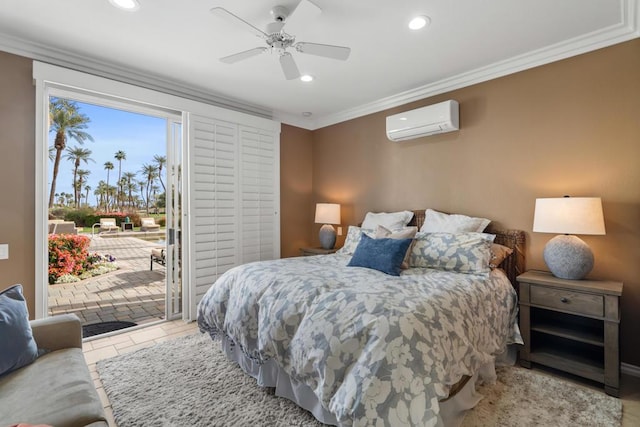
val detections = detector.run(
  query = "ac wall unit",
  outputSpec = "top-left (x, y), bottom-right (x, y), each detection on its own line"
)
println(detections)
top-left (386, 100), bottom-right (459, 142)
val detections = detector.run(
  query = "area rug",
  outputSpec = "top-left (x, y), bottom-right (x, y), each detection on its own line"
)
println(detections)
top-left (82, 321), bottom-right (137, 338)
top-left (97, 333), bottom-right (622, 427)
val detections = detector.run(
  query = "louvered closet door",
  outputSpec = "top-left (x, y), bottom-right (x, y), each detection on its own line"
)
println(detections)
top-left (190, 115), bottom-right (238, 304)
top-left (239, 126), bottom-right (280, 263)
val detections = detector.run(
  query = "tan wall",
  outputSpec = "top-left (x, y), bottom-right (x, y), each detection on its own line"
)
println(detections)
top-left (1, 39), bottom-right (638, 363)
top-left (280, 124), bottom-right (314, 258)
top-left (311, 39), bottom-right (640, 365)
top-left (0, 51), bottom-right (35, 316)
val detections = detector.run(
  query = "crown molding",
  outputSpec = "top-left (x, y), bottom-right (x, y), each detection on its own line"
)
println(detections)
top-left (0, 32), bottom-right (273, 120)
top-left (0, 0), bottom-right (637, 132)
top-left (309, 0), bottom-right (639, 130)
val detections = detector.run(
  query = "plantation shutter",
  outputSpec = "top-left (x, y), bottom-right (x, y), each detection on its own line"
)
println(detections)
top-left (189, 114), bottom-right (239, 304)
top-left (239, 126), bottom-right (280, 263)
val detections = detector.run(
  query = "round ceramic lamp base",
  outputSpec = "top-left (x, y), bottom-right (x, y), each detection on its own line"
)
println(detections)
top-left (543, 234), bottom-right (594, 280)
top-left (319, 224), bottom-right (337, 249)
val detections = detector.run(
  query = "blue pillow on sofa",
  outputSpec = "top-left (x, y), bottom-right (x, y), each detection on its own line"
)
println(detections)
top-left (0, 284), bottom-right (38, 376)
top-left (347, 233), bottom-right (412, 276)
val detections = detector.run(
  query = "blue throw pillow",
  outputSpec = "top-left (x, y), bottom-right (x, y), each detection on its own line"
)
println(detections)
top-left (0, 284), bottom-right (38, 376)
top-left (348, 233), bottom-right (412, 276)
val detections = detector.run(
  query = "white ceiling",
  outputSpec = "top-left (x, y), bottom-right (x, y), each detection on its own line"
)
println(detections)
top-left (0, 0), bottom-right (637, 129)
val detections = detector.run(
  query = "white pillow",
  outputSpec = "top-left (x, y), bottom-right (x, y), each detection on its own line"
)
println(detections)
top-left (361, 211), bottom-right (414, 231)
top-left (420, 209), bottom-right (490, 233)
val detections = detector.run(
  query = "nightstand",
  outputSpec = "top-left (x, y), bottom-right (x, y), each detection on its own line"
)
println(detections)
top-left (517, 270), bottom-right (623, 396)
top-left (299, 247), bottom-right (338, 256)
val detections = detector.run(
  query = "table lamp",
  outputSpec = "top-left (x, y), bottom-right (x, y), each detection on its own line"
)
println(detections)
top-left (533, 196), bottom-right (605, 280)
top-left (315, 203), bottom-right (341, 249)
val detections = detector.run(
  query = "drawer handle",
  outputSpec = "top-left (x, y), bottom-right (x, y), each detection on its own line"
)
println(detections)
top-left (560, 297), bottom-right (569, 303)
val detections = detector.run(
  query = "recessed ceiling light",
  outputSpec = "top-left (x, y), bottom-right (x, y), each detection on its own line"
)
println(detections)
top-left (408, 15), bottom-right (430, 30)
top-left (300, 74), bottom-right (314, 82)
top-left (109, 0), bottom-right (140, 11)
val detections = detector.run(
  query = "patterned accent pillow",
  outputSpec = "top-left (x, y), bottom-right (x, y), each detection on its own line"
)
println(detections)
top-left (409, 232), bottom-right (495, 274)
top-left (336, 226), bottom-right (374, 255)
top-left (490, 243), bottom-right (513, 269)
top-left (420, 209), bottom-right (490, 233)
top-left (348, 233), bottom-right (413, 276)
top-left (375, 225), bottom-right (417, 269)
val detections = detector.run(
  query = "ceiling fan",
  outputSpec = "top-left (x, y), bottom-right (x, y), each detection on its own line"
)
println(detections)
top-left (211, 0), bottom-right (351, 80)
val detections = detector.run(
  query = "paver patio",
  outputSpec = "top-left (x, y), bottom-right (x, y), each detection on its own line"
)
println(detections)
top-left (48, 234), bottom-right (167, 327)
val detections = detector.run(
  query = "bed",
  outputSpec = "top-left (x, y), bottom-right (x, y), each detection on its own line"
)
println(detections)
top-left (197, 209), bottom-right (525, 426)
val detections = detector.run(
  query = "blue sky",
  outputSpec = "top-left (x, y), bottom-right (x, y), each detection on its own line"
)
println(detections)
top-left (48, 99), bottom-right (167, 206)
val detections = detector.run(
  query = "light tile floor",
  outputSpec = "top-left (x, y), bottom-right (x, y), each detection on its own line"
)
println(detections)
top-left (85, 322), bottom-right (640, 427)
top-left (49, 235), bottom-right (166, 327)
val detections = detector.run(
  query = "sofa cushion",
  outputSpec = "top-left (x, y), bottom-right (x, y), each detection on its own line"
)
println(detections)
top-left (0, 284), bottom-right (38, 376)
top-left (0, 348), bottom-right (107, 427)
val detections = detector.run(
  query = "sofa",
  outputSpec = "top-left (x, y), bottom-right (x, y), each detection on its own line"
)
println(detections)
top-left (0, 314), bottom-right (108, 427)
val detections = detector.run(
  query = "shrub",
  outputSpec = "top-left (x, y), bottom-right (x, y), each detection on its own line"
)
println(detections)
top-left (124, 212), bottom-right (142, 227)
top-left (49, 207), bottom-right (74, 220)
top-left (48, 234), bottom-right (91, 284)
top-left (49, 236), bottom-right (118, 284)
top-left (64, 207), bottom-right (98, 227)
top-left (94, 212), bottom-right (128, 225)
top-left (157, 216), bottom-right (166, 227)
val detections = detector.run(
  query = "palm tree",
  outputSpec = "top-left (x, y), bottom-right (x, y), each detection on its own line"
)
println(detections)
top-left (95, 181), bottom-right (107, 210)
top-left (48, 98), bottom-right (94, 208)
top-left (123, 171), bottom-right (137, 208)
top-left (76, 169), bottom-right (90, 208)
top-left (84, 185), bottom-right (91, 208)
top-left (153, 155), bottom-right (166, 193)
top-left (114, 150), bottom-right (126, 209)
top-left (140, 163), bottom-right (158, 214)
top-left (103, 161), bottom-right (114, 210)
top-left (137, 180), bottom-right (146, 210)
top-left (64, 146), bottom-right (93, 208)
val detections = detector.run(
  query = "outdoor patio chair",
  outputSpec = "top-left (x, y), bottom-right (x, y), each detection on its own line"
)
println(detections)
top-left (150, 247), bottom-right (165, 270)
top-left (49, 221), bottom-right (79, 235)
top-left (140, 217), bottom-right (161, 232)
top-left (98, 218), bottom-right (118, 234)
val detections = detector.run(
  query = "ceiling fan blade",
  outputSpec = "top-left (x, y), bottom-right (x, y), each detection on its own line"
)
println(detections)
top-left (295, 42), bottom-right (351, 60)
top-left (220, 47), bottom-right (268, 64)
top-left (282, 0), bottom-right (321, 35)
top-left (210, 7), bottom-right (267, 38)
top-left (279, 52), bottom-right (300, 80)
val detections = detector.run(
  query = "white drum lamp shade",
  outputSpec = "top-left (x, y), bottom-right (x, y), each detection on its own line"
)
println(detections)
top-left (533, 197), bottom-right (605, 280)
top-left (315, 203), bottom-right (341, 249)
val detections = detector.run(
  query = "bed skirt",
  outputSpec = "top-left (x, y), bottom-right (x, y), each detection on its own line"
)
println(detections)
top-left (221, 335), bottom-right (503, 426)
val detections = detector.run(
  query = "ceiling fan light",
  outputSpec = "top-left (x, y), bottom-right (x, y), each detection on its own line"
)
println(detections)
top-left (408, 15), bottom-right (430, 30)
top-left (300, 74), bottom-right (314, 82)
top-left (109, 0), bottom-right (140, 11)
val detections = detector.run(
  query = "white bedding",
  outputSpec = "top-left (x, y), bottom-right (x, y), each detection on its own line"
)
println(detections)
top-left (197, 253), bottom-right (521, 426)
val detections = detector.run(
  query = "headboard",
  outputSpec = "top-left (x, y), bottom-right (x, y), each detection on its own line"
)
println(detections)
top-left (407, 210), bottom-right (526, 287)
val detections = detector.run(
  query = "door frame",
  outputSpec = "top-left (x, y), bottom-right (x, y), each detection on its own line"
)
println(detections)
top-left (34, 66), bottom-right (185, 321)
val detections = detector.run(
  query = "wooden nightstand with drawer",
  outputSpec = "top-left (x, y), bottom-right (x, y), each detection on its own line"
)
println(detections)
top-left (517, 270), bottom-right (623, 396)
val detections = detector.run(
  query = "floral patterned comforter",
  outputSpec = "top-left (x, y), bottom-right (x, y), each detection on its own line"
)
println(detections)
top-left (197, 253), bottom-right (520, 427)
